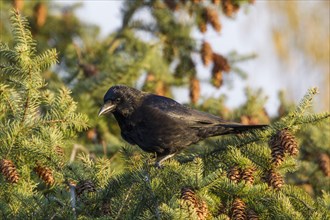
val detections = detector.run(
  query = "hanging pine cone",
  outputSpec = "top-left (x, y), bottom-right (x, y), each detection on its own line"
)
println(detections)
top-left (155, 81), bottom-right (167, 96)
top-left (181, 187), bottom-right (199, 210)
top-left (222, 0), bottom-right (240, 17)
top-left (55, 145), bottom-right (64, 157)
top-left (198, 21), bottom-right (207, 33)
top-left (34, 165), bottom-right (54, 186)
top-left (227, 166), bottom-right (241, 183)
top-left (267, 170), bottom-right (284, 190)
top-left (278, 129), bottom-right (298, 156)
top-left (181, 187), bottom-right (209, 220)
top-left (212, 70), bottom-right (223, 88)
top-left (213, 53), bottom-right (231, 72)
top-left (212, 0), bottom-right (221, 6)
top-left (33, 2), bottom-right (47, 27)
top-left (189, 76), bottom-right (200, 104)
top-left (12, 0), bottom-right (24, 11)
top-left (241, 167), bottom-right (255, 185)
top-left (269, 129), bottom-right (298, 166)
top-left (231, 198), bottom-right (246, 220)
top-left (201, 41), bottom-right (213, 66)
top-left (319, 153), bottom-right (330, 177)
top-left (79, 63), bottom-right (98, 77)
top-left (101, 202), bottom-right (111, 215)
top-left (164, 0), bottom-right (179, 11)
top-left (268, 135), bottom-right (285, 167)
top-left (247, 209), bottom-right (259, 220)
top-left (205, 7), bottom-right (221, 32)
top-left (0, 159), bottom-right (19, 184)
top-left (197, 200), bottom-right (209, 220)
top-left (76, 179), bottom-right (96, 196)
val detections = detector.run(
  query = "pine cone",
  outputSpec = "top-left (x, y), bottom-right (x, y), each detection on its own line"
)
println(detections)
top-left (34, 165), bottom-right (54, 186)
top-left (213, 53), bottom-right (231, 72)
top-left (33, 2), bottom-right (47, 27)
top-left (155, 81), bottom-right (167, 96)
top-left (189, 76), bottom-right (200, 104)
top-left (241, 167), bottom-right (255, 184)
top-left (269, 129), bottom-right (298, 166)
top-left (247, 209), bottom-right (259, 220)
top-left (76, 179), bottom-right (96, 196)
top-left (222, 0), bottom-right (240, 17)
top-left (12, 0), bottom-right (24, 11)
top-left (198, 21), bottom-right (207, 33)
top-left (319, 153), bottom-right (330, 177)
top-left (181, 187), bottom-right (199, 209)
top-left (79, 63), bottom-right (98, 77)
top-left (197, 200), bottom-right (209, 220)
top-left (267, 170), bottom-right (284, 190)
top-left (212, 0), bottom-right (221, 6)
top-left (231, 198), bottom-right (246, 220)
top-left (0, 159), bottom-right (19, 184)
top-left (201, 41), bottom-right (213, 66)
top-left (269, 135), bottom-right (285, 167)
top-left (205, 7), bottom-right (221, 32)
top-left (227, 166), bottom-right (241, 183)
top-left (101, 202), bottom-right (111, 215)
top-left (212, 70), bottom-right (223, 88)
top-left (164, 0), bottom-right (179, 11)
top-left (278, 129), bottom-right (298, 156)
top-left (55, 145), bottom-right (64, 157)
top-left (181, 187), bottom-right (209, 220)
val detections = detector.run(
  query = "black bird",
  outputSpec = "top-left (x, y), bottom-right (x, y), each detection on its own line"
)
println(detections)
top-left (99, 85), bottom-right (266, 167)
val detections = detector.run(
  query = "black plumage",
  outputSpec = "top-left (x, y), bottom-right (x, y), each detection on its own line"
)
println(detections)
top-left (99, 85), bottom-right (266, 166)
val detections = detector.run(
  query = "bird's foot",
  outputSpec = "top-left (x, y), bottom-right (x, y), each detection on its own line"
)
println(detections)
top-left (154, 153), bottom-right (176, 169)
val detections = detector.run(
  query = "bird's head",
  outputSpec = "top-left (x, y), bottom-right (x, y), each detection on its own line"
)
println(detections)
top-left (98, 85), bottom-right (143, 117)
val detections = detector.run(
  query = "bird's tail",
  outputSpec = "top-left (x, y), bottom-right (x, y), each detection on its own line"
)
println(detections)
top-left (219, 123), bottom-right (268, 135)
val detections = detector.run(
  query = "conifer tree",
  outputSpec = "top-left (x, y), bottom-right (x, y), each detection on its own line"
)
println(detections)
top-left (1, 1), bottom-right (329, 219)
top-left (0, 10), bottom-right (87, 218)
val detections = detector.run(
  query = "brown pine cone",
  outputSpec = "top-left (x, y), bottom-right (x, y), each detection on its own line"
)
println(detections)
top-left (319, 153), bottom-right (330, 177)
top-left (55, 145), bottom-right (64, 157)
top-left (278, 129), bottom-right (298, 156)
top-left (241, 167), bottom-right (255, 185)
top-left (267, 170), bottom-right (284, 190)
top-left (79, 63), bottom-right (98, 77)
top-left (211, 69), bottom-right (223, 88)
top-left (33, 2), bottom-right (47, 27)
top-left (231, 198), bottom-right (246, 220)
top-left (12, 0), bottom-right (24, 11)
top-left (212, 0), bottom-right (221, 6)
top-left (201, 41), bottom-right (213, 66)
top-left (181, 187), bottom-right (199, 209)
top-left (222, 0), bottom-right (240, 17)
top-left (227, 166), bottom-right (241, 183)
top-left (189, 76), bottom-right (200, 104)
top-left (181, 187), bottom-right (209, 220)
top-left (164, 0), bottom-right (179, 11)
top-left (197, 200), bottom-right (209, 220)
top-left (205, 7), bottom-right (221, 32)
top-left (213, 53), bottom-right (231, 72)
top-left (76, 179), bottom-right (96, 196)
top-left (247, 209), bottom-right (259, 220)
top-left (34, 165), bottom-right (54, 186)
top-left (198, 21), bottom-right (207, 33)
top-left (155, 81), bottom-right (168, 96)
top-left (269, 135), bottom-right (285, 167)
top-left (0, 159), bottom-right (19, 184)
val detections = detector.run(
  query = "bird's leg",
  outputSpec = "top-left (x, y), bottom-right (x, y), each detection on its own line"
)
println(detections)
top-left (155, 154), bottom-right (176, 168)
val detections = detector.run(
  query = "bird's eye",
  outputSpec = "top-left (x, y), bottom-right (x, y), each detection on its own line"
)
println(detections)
top-left (115, 97), bottom-right (121, 103)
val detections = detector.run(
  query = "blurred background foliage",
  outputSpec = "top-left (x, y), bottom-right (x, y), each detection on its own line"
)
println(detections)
top-left (0, 0), bottom-right (329, 219)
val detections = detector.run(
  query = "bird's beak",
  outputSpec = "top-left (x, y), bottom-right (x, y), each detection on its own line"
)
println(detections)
top-left (98, 101), bottom-right (116, 116)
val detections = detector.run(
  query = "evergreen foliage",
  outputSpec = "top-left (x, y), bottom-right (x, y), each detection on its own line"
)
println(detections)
top-left (0, 1), bottom-right (329, 219)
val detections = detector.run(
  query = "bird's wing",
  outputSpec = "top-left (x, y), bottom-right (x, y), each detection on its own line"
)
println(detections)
top-left (141, 94), bottom-right (224, 126)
